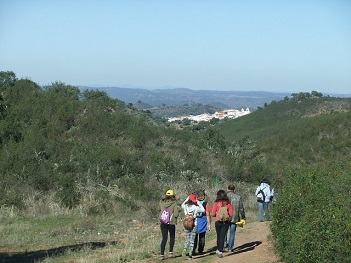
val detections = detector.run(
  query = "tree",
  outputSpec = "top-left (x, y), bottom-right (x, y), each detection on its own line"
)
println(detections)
top-left (201, 126), bottom-right (226, 151)
top-left (311, 90), bottom-right (323, 98)
top-left (0, 92), bottom-right (6, 119)
top-left (0, 71), bottom-right (17, 89)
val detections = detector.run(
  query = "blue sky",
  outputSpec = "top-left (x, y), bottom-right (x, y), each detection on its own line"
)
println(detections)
top-left (1, 0), bottom-right (350, 94)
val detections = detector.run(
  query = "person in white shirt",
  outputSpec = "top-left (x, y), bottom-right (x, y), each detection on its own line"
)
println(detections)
top-left (181, 193), bottom-right (205, 260)
top-left (255, 179), bottom-right (271, 222)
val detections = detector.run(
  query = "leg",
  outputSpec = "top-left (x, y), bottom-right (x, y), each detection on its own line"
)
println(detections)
top-left (263, 202), bottom-right (269, 221)
top-left (257, 201), bottom-right (264, 222)
top-left (227, 223), bottom-right (237, 252)
top-left (160, 224), bottom-right (168, 256)
top-left (184, 229), bottom-right (191, 250)
top-left (193, 233), bottom-right (198, 254)
top-left (169, 224), bottom-right (176, 253)
top-left (198, 232), bottom-right (206, 253)
top-left (215, 221), bottom-right (221, 250)
top-left (188, 226), bottom-right (197, 257)
top-left (218, 223), bottom-right (229, 252)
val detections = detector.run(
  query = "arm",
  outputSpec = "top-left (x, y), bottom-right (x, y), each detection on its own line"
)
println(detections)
top-left (173, 203), bottom-right (179, 219)
top-left (228, 204), bottom-right (233, 217)
top-left (206, 204), bottom-right (211, 231)
top-left (239, 198), bottom-right (246, 220)
top-left (264, 187), bottom-right (271, 201)
top-left (181, 196), bottom-right (189, 211)
top-left (255, 186), bottom-right (260, 196)
top-left (211, 202), bottom-right (218, 217)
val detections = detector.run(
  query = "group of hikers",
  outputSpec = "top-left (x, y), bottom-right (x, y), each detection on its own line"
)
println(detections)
top-left (158, 179), bottom-right (274, 260)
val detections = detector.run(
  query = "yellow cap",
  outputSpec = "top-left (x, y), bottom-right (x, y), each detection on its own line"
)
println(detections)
top-left (166, 190), bottom-right (174, 196)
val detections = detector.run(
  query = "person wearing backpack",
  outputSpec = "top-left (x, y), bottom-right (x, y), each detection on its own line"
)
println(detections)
top-left (255, 179), bottom-right (271, 222)
top-left (211, 190), bottom-right (233, 258)
top-left (159, 189), bottom-right (179, 260)
top-left (225, 184), bottom-right (246, 253)
top-left (181, 193), bottom-right (205, 260)
top-left (192, 190), bottom-right (211, 256)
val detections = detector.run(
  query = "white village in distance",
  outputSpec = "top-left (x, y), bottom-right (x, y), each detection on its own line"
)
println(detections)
top-left (168, 108), bottom-right (251, 123)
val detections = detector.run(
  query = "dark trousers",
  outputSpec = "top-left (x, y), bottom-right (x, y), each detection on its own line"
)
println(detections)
top-left (160, 223), bottom-right (175, 255)
top-left (215, 221), bottom-right (229, 252)
top-left (193, 232), bottom-right (206, 253)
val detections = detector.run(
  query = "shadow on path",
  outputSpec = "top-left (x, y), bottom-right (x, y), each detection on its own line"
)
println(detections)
top-left (232, 241), bottom-right (262, 255)
top-left (195, 241), bottom-right (262, 260)
top-left (0, 241), bottom-right (118, 263)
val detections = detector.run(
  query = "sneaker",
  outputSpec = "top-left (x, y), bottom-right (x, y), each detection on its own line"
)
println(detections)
top-left (182, 249), bottom-right (187, 259)
top-left (168, 252), bottom-right (174, 258)
top-left (188, 255), bottom-right (193, 260)
top-left (159, 255), bottom-right (165, 260)
top-left (216, 251), bottom-right (223, 258)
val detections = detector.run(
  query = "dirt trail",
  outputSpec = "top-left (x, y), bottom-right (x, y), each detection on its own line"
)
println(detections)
top-left (193, 221), bottom-right (280, 263)
top-left (143, 220), bottom-right (280, 263)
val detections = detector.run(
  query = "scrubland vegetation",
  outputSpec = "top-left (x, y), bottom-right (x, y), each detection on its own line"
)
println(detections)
top-left (0, 71), bottom-right (350, 262)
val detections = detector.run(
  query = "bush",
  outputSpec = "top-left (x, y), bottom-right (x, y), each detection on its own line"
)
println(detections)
top-left (271, 163), bottom-right (351, 263)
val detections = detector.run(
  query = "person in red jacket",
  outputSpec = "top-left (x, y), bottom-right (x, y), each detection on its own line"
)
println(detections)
top-left (211, 190), bottom-right (233, 258)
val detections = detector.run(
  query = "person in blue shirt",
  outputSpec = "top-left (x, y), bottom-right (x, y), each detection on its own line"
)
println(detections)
top-left (193, 190), bottom-right (211, 255)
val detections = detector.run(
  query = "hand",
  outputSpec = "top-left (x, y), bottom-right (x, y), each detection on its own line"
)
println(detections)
top-left (207, 225), bottom-right (211, 231)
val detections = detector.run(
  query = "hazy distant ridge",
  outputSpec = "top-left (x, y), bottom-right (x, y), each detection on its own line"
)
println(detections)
top-left (79, 86), bottom-right (291, 110)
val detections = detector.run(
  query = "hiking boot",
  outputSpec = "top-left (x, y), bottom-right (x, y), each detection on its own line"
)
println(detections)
top-left (182, 249), bottom-right (187, 259)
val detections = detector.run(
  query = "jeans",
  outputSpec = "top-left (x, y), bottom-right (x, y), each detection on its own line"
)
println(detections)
top-left (257, 201), bottom-right (269, 221)
top-left (215, 221), bottom-right (229, 252)
top-left (193, 232), bottom-right (206, 253)
top-left (160, 223), bottom-right (175, 255)
top-left (226, 223), bottom-right (237, 252)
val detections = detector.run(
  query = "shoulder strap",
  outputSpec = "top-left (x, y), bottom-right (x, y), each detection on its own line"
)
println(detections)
top-left (185, 205), bottom-right (193, 215)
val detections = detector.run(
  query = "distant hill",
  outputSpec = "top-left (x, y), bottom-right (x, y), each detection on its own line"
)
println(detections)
top-left (217, 96), bottom-right (351, 181)
top-left (79, 86), bottom-right (290, 110)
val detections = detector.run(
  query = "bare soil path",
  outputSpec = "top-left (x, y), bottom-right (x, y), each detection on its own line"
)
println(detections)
top-left (199, 221), bottom-right (280, 263)
top-left (143, 221), bottom-right (280, 263)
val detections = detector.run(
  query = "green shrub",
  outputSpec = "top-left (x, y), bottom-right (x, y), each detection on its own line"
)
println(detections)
top-left (271, 163), bottom-right (351, 263)
top-left (55, 173), bottom-right (81, 208)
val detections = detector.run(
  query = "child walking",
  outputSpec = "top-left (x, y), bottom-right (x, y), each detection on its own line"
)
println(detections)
top-left (159, 189), bottom-right (179, 260)
top-left (211, 190), bottom-right (233, 258)
top-left (181, 193), bottom-right (205, 260)
top-left (193, 190), bottom-right (211, 255)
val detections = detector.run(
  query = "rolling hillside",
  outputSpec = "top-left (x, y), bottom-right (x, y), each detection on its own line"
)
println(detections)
top-left (217, 96), bottom-right (351, 182)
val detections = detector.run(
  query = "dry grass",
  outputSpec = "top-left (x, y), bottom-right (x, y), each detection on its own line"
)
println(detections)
top-left (0, 181), bottom-right (259, 262)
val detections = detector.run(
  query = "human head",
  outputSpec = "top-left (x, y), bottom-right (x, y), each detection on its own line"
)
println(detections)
top-left (215, 189), bottom-right (229, 202)
top-left (197, 190), bottom-right (206, 200)
top-left (166, 189), bottom-right (174, 196)
top-left (227, 185), bottom-right (235, 192)
top-left (189, 193), bottom-right (197, 203)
